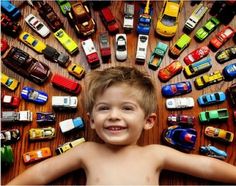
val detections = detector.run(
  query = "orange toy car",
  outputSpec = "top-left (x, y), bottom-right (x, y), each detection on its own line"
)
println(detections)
top-left (23, 147), bottom-right (52, 164)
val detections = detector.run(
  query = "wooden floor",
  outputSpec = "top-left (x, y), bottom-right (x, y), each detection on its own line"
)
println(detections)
top-left (1, 1), bottom-right (236, 185)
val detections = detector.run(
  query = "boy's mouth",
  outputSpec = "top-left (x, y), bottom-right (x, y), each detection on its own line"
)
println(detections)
top-left (105, 126), bottom-right (127, 132)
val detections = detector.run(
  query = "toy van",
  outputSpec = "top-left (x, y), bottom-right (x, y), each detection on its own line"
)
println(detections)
top-left (52, 96), bottom-right (78, 110)
top-left (136, 34), bottom-right (149, 64)
top-left (51, 74), bottom-right (81, 95)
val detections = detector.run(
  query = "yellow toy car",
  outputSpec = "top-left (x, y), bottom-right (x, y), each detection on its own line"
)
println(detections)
top-left (67, 63), bottom-right (85, 79)
top-left (29, 127), bottom-right (56, 140)
top-left (19, 32), bottom-right (46, 53)
top-left (1, 73), bottom-right (19, 91)
top-left (194, 71), bottom-right (224, 89)
top-left (54, 29), bottom-right (78, 55)
top-left (156, 0), bottom-right (183, 37)
top-left (205, 126), bottom-right (234, 143)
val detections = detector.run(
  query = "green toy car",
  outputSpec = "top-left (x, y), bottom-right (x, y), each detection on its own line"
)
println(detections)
top-left (195, 17), bottom-right (220, 41)
top-left (1, 145), bottom-right (14, 168)
top-left (199, 108), bottom-right (229, 123)
top-left (169, 34), bottom-right (191, 57)
top-left (148, 41), bottom-right (168, 70)
top-left (56, 0), bottom-right (71, 16)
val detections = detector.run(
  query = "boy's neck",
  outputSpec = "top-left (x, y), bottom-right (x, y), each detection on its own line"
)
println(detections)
top-left (104, 143), bottom-right (139, 152)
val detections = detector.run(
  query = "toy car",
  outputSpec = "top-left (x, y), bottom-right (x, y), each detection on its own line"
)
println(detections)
top-left (59, 117), bottom-right (84, 133)
top-left (115, 34), bottom-right (128, 61)
top-left (51, 74), bottom-right (82, 95)
top-left (1, 14), bottom-right (22, 38)
top-left (183, 46), bottom-right (210, 65)
top-left (161, 81), bottom-right (192, 97)
top-left (169, 34), bottom-right (191, 57)
top-left (24, 14), bottom-right (50, 38)
top-left (148, 41), bottom-right (168, 70)
top-left (23, 147), bottom-right (52, 164)
top-left (137, 1), bottom-right (152, 35)
top-left (135, 34), bottom-right (149, 64)
top-left (215, 46), bottom-right (236, 64)
top-left (167, 114), bottom-right (195, 126)
top-left (222, 63), bottom-right (236, 80)
top-left (56, 0), bottom-right (71, 15)
top-left (227, 83), bottom-right (236, 107)
top-left (162, 125), bottom-right (197, 151)
top-left (1, 145), bottom-right (14, 167)
top-left (1, 38), bottom-right (9, 54)
top-left (81, 38), bottom-right (100, 69)
top-left (1, 73), bottom-right (19, 91)
top-left (234, 111), bottom-right (236, 123)
top-left (67, 63), bottom-right (85, 79)
top-left (21, 86), bottom-right (48, 104)
top-left (209, 26), bottom-right (235, 50)
top-left (54, 29), bottom-right (78, 55)
top-left (1, 110), bottom-right (33, 123)
top-left (197, 92), bottom-right (226, 106)
top-left (205, 126), bottom-right (234, 143)
top-left (158, 60), bottom-right (182, 82)
top-left (68, 2), bottom-right (96, 37)
top-left (19, 32), bottom-right (47, 53)
top-left (35, 1), bottom-right (63, 32)
top-left (99, 7), bottom-right (119, 34)
top-left (1, 94), bottom-right (20, 108)
top-left (29, 127), bottom-right (56, 140)
top-left (183, 56), bottom-right (212, 78)
top-left (1, 129), bottom-right (20, 144)
top-left (194, 71), bottom-right (224, 89)
top-left (52, 96), bottom-right (78, 110)
top-left (199, 108), bottom-right (229, 123)
top-left (1, 0), bottom-right (21, 20)
top-left (123, 3), bottom-right (134, 31)
top-left (42, 45), bottom-right (70, 67)
top-left (184, 3), bottom-right (208, 32)
top-left (99, 32), bottom-right (111, 60)
top-left (156, 0), bottom-right (183, 37)
top-left (2, 47), bottom-right (51, 84)
top-left (199, 145), bottom-right (227, 160)
top-left (56, 137), bottom-right (85, 155)
top-left (195, 17), bottom-right (220, 41)
top-left (166, 97), bottom-right (194, 109)
top-left (36, 112), bottom-right (56, 124)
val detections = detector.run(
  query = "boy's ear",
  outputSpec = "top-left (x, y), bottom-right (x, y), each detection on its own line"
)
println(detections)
top-left (87, 112), bottom-right (95, 129)
top-left (144, 113), bottom-right (157, 130)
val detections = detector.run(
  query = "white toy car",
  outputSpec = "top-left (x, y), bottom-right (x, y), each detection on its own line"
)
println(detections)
top-left (115, 33), bottom-right (127, 61)
top-left (166, 97), bottom-right (194, 109)
top-left (81, 38), bottom-right (100, 69)
top-left (136, 34), bottom-right (149, 64)
top-left (59, 117), bottom-right (84, 133)
top-left (123, 3), bottom-right (134, 31)
top-left (24, 14), bottom-right (50, 38)
top-left (52, 96), bottom-right (77, 110)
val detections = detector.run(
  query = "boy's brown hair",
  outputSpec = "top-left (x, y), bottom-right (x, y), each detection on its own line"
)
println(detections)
top-left (85, 66), bottom-right (157, 117)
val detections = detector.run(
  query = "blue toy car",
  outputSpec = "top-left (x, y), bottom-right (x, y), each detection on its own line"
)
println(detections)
top-left (137, 3), bottom-right (153, 35)
top-left (197, 91), bottom-right (226, 106)
top-left (199, 145), bottom-right (227, 160)
top-left (36, 112), bottom-right (56, 124)
top-left (162, 125), bottom-right (197, 151)
top-left (222, 63), bottom-right (236, 80)
top-left (161, 81), bottom-right (192, 97)
top-left (1, 0), bottom-right (21, 20)
top-left (21, 87), bottom-right (48, 104)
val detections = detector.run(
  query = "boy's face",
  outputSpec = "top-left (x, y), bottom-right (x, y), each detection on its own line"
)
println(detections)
top-left (89, 83), bottom-right (156, 146)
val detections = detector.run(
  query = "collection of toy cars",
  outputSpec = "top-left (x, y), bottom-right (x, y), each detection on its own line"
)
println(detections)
top-left (1, 1), bottom-right (235, 170)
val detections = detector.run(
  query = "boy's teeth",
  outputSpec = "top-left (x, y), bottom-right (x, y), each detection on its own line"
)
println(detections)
top-left (108, 126), bottom-right (124, 130)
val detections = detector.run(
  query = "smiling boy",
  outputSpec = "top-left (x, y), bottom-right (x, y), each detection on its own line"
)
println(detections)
top-left (8, 66), bottom-right (236, 185)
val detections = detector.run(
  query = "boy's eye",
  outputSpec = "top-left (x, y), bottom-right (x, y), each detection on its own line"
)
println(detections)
top-left (122, 106), bottom-right (134, 111)
top-left (97, 106), bottom-right (109, 111)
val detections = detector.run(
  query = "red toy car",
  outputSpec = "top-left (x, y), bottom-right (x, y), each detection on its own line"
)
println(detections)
top-left (183, 46), bottom-right (210, 65)
top-left (234, 110), bottom-right (236, 123)
top-left (99, 7), bottom-right (119, 34)
top-left (209, 26), bottom-right (235, 50)
top-left (1, 94), bottom-right (20, 109)
top-left (158, 60), bottom-right (182, 82)
top-left (167, 114), bottom-right (195, 126)
top-left (99, 32), bottom-right (111, 60)
top-left (51, 74), bottom-right (81, 95)
top-left (1, 38), bottom-right (9, 54)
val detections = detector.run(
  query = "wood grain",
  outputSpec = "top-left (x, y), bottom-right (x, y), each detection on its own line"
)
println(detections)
top-left (1, 1), bottom-right (236, 185)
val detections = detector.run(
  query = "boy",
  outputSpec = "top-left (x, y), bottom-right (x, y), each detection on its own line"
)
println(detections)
top-left (7, 66), bottom-right (236, 185)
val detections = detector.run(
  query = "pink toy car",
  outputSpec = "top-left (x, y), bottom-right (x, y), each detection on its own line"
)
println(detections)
top-left (184, 46), bottom-right (210, 65)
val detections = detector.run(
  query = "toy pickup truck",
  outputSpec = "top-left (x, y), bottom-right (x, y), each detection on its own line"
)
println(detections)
top-left (52, 96), bottom-right (77, 111)
top-left (199, 108), bottom-right (229, 123)
top-left (59, 117), bottom-right (84, 133)
top-left (1, 110), bottom-right (33, 123)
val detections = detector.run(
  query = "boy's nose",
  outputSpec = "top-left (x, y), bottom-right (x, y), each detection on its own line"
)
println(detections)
top-left (108, 108), bottom-right (121, 120)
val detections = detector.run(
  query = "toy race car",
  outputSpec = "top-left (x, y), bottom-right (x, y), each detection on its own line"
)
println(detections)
top-left (215, 46), bottom-right (236, 64)
top-left (162, 125), bottom-right (197, 152)
top-left (199, 108), bottom-right (229, 123)
top-left (36, 112), bottom-right (56, 124)
top-left (67, 63), bottom-right (85, 79)
top-left (1, 73), bottom-right (19, 91)
top-left (21, 87), bottom-right (48, 104)
top-left (23, 147), bottom-right (52, 164)
top-left (161, 81), bottom-right (192, 97)
top-left (166, 97), bottom-right (194, 109)
top-left (205, 126), bottom-right (234, 143)
top-left (197, 92), bottom-right (226, 106)
top-left (29, 127), bottom-right (56, 140)
top-left (115, 34), bottom-right (128, 61)
top-left (222, 63), bottom-right (236, 80)
top-left (1, 129), bottom-right (20, 144)
top-left (183, 46), bottom-right (210, 65)
top-left (167, 114), bottom-right (195, 126)
top-left (199, 145), bottom-right (227, 160)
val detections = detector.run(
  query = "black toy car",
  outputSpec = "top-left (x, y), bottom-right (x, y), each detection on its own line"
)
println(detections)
top-left (227, 83), bottom-right (236, 107)
top-left (1, 14), bottom-right (22, 38)
top-left (1, 129), bottom-right (20, 144)
top-left (215, 46), bottom-right (236, 64)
